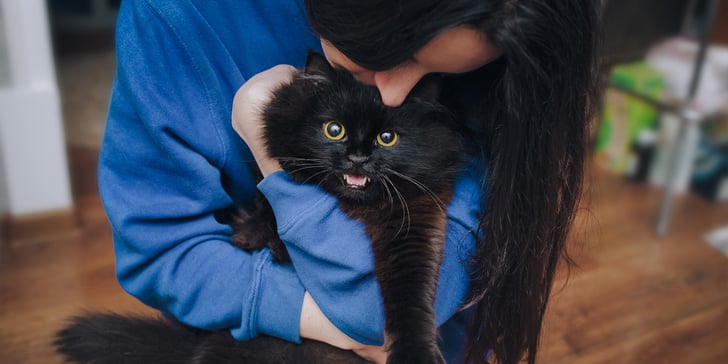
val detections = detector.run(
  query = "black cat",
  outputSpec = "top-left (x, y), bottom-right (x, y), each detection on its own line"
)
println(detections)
top-left (55, 52), bottom-right (464, 364)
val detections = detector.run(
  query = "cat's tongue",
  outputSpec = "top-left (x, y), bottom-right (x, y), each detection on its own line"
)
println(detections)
top-left (343, 174), bottom-right (370, 189)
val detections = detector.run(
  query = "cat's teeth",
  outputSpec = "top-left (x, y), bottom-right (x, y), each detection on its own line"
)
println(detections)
top-left (343, 174), bottom-right (369, 188)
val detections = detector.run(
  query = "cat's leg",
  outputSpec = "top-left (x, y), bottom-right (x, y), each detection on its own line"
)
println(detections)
top-left (230, 194), bottom-right (290, 263)
top-left (367, 200), bottom-right (448, 364)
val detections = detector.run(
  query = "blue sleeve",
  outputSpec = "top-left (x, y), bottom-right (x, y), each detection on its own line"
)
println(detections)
top-left (99, 0), bottom-right (312, 343)
top-left (258, 161), bottom-right (483, 345)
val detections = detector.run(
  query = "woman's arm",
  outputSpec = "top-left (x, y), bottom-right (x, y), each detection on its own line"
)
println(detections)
top-left (231, 64), bottom-right (295, 177)
top-left (258, 164), bottom-right (482, 344)
top-left (232, 65), bottom-right (484, 345)
top-left (301, 291), bottom-right (388, 364)
top-left (102, 0), bottom-right (309, 343)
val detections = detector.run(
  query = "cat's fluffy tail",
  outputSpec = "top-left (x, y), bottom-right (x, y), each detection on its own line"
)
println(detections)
top-left (54, 312), bottom-right (368, 364)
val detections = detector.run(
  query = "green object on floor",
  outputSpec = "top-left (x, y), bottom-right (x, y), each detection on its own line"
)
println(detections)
top-left (595, 62), bottom-right (664, 174)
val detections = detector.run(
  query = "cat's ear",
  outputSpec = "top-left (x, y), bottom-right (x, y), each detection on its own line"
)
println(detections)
top-left (305, 50), bottom-right (336, 80)
top-left (408, 74), bottom-right (443, 102)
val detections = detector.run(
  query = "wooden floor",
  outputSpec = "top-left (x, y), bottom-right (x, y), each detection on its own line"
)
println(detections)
top-left (1, 147), bottom-right (727, 364)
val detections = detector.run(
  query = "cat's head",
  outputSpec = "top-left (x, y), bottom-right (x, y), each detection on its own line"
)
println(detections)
top-left (262, 52), bottom-right (463, 205)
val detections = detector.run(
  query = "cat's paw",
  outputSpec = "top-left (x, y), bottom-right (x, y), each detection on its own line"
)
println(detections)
top-left (386, 346), bottom-right (445, 364)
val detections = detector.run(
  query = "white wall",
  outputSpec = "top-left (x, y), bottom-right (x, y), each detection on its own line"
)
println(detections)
top-left (0, 4), bottom-right (10, 214)
top-left (0, 0), bottom-right (72, 216)
top-left (0, 3), bottom-right (9, 87)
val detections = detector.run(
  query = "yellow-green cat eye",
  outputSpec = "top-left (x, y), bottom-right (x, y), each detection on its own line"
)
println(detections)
top-left (376, 131), bottom-right (398, 147)
top-left (323, 121), bottom-right (346, 141)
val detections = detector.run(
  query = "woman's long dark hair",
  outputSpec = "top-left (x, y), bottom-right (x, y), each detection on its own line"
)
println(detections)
top-left (305, 1), bottom-right (601, 363)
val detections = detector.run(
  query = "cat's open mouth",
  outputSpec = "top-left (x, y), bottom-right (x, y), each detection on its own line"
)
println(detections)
top-left (341, 174), bottom-right (370, 189)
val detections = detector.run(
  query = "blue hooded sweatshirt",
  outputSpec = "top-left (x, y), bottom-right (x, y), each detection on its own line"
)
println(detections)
top-left (100, 0), bottom-right (483, 362)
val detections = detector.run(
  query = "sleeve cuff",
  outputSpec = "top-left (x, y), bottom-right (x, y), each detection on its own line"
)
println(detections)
top-left (257, 171), bottom-right (333, 234)
top-left (232, 249), bottom-right (305, 343)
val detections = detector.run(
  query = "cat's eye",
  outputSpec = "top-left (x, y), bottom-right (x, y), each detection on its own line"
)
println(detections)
top-left (376, 131), bottom-right (399, 147)
top-left (323, 121), bottom-right (346, 141)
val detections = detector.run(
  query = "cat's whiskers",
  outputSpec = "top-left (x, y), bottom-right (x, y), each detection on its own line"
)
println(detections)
top-left (299, 169), bottom-right (334, 186)
top-left (285, 164), bottom-right (326, 176)
top-left (381, 175), bottom-right (411, 237)
top-left (276, 156), bottom-right (325, 165)
top-left (275, 157), bottom-right (330, 180)
top-left (377, 176), bottom-right (396, 207)
top-left (385, 169), bottom-right (447, 214)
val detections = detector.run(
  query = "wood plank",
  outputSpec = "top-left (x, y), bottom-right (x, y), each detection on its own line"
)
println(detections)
top-left (0, 213), bottom-right (8, 249)
top-left (6, 208), bottom-right (80, 247)
top-left (538, 169), bottom-right (728, 363)
top-left (3, 148), bottom-right (728, 363)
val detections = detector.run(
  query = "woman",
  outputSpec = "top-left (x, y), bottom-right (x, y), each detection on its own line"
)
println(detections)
top-left (101, 0), bottom-right (599, 363)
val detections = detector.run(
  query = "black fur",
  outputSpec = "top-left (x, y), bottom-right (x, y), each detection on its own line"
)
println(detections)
top-left (234, 52), bottom-right (463, 364)
top-left (55, 52), bottom-right (463, 364)
top-left (55, 312), bottom-right (367, 364)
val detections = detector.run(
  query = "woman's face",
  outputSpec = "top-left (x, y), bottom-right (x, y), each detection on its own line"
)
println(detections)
top-left (321, 25), bottom-right (502, 107)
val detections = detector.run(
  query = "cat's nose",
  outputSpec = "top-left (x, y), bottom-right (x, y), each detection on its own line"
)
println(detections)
top-left (348, 154), bottom-right (369, 165)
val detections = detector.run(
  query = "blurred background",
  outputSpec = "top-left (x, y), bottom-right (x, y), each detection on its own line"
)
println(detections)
top-left (0, 0), bottom-right (727, 363)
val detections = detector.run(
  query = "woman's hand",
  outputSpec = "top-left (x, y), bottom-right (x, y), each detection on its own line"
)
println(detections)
top-left (232, 64), bottom-right (297, 176)
top-left (300, 292), bottom-right (387, 364)
top-left (352, 345), bottom-right (388, 364)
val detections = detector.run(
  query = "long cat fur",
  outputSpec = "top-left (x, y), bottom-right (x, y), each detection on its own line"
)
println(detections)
top-left (55, 52), bottom-right (463, 364)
